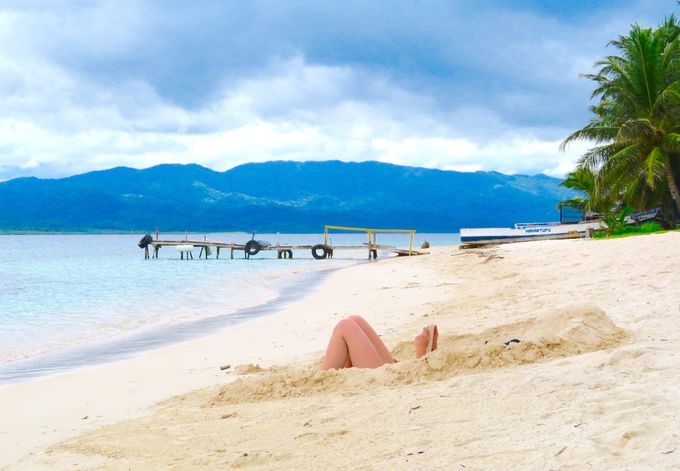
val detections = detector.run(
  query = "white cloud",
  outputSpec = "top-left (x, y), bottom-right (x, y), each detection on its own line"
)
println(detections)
top-left (1, 0), bottom-right (671, 180)
top-left (0, 55), bottom-right (591, 179)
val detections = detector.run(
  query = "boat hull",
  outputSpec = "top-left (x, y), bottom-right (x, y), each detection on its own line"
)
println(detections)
top-left (460, 222), bottom-right (602, 242)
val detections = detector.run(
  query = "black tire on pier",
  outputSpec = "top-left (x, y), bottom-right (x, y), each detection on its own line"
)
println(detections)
top-left (245, 240), bottom-right (261, 256)
top-left (286, 250), bottom-right (293, 259)
top-left (138, 234), bottom-right (153, 249)
top-left (311, 244), bottom-right (329, 259)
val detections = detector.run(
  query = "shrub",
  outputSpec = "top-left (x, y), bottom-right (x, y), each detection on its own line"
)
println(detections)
top-left (593, 221), bottom-right (664, 238)
top-left (613, 221), bottom-right (664, 235)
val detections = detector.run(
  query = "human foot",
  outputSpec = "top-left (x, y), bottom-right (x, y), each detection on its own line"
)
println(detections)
top-left (414, 325), bottom-right (438, 358)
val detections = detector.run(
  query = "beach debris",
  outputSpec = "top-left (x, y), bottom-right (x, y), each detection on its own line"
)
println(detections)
top-left (220, 364), bottom-right (231, 371)
top-left (81, 415), bottom-right (88, 420)
top-left (408, 405), bottom-right (421, 413)
top-left (234, 363), bottom-right (265, 374)
top-left (406, 450), bottom-right (425, 456)
top-left (435, 281), bottom-right (460, 287)
top-left (303, 420), bottom-right (312, 427)
top-left (661, 447), bottom-right (676, 455)
top-left (221, 413), bottom-right (236, 419)
top-left (481, 255), bottom-right (503, 264)
top-left (554, 446), bottom-right (567, 456)
top-left (503, 338), bottom-right (521, 346)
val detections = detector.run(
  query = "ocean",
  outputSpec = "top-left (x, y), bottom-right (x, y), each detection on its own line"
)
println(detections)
top-left (0, 232), bottom-right (459, 384)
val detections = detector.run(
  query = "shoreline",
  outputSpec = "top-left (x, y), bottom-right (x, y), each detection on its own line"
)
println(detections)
top-left (0, 232), bottom-right (456, 372)
top-left (0, 265), bottom-right (344, 386)
top-left (1, 251), bottom-right (443, 469)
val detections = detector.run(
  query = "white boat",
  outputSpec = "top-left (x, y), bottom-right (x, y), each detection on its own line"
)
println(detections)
top-left (460, 221), bottom-right (602, 243)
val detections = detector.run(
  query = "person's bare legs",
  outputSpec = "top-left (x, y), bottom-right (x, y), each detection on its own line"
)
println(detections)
top-left (322, 318), bottom-right (388, 370)
top-left (346, 315), bottom-right (395, 365)
top-left (414, 325), bottom-right (439, 358)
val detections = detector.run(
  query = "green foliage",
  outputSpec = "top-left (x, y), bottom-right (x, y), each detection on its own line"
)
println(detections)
top-left (592, 221), bottom-right (665, 238)
top-left (557, 166), bottom-right (615, 214)
top-left (601, 206), bottom-right (635, 235)
top-left (562, 16), bottom-right (680, 221)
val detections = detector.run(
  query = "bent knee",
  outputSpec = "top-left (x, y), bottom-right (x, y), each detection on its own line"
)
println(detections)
top-left (347, 314), bottom-right (365, 324)
top-left (334, 318), bottom-right (354, 334)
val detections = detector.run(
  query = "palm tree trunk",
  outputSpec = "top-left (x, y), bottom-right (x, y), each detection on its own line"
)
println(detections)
top-left (665, 161), bottom-right (680, 213)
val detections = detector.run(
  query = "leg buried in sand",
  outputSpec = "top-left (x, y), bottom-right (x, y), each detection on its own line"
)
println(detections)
top-left (322, 315), bottom-right (438, 370)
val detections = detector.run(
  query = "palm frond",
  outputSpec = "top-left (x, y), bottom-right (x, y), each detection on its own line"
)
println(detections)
top-left (577, 142), bottom-right (626, 170)
top-left (617, 118), bottom-right (655, 141)
top-left (561, 124), bottom-right (619, 150)
top-left (645, 146), bottom-right (669, 187)
top-left (556, 197), bottom-right (586, 210)
top-left (662, 133), bottom-right (680, 151)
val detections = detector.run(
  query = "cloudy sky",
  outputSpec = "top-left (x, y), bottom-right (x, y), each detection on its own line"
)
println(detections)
top-left (0, 0), bottom-right (676, 180)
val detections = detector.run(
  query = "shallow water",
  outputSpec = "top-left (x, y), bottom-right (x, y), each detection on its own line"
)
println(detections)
top-left (0, 232), bottom-right (459, 383)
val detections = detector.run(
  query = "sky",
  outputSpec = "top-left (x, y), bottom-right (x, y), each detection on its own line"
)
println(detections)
top-left (0, 0), bottom-right (676, 181)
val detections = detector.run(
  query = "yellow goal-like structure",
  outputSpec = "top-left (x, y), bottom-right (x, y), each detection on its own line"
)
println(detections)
top-left (323, 225), bottom-right (416, 256)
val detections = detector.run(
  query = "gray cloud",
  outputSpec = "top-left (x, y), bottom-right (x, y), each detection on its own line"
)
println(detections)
top-left (0, 0), bottom-right (676, 180)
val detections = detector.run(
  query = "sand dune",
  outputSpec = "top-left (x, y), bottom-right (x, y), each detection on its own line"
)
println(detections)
top-left (9, 232), bottom-right (680, 470)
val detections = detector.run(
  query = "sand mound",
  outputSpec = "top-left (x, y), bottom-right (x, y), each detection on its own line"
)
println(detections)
top-left (211, 305), bottom-right (626, 405)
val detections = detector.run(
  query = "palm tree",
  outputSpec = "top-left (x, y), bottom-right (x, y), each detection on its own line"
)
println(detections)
top-left (556, 167), bottom-right (597, 213)
top-left (561, 16), bottom-right (680, 222)
top-left (557, 166), bottom-right (620, 219)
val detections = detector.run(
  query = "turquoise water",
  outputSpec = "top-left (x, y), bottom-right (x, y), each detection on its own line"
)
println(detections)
top-left (0, 232), bottom-right (459, 381)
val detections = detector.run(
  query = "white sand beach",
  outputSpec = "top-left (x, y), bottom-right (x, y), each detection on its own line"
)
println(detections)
top-left (3, 232), bottom-right (680, 470)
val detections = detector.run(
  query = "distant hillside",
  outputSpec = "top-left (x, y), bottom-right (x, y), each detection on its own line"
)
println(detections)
top-left (0, 160), bottom-right (573, 232)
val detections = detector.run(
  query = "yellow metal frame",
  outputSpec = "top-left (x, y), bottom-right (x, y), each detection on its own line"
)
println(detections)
top-left (323, 225), bottom-right (416, 255)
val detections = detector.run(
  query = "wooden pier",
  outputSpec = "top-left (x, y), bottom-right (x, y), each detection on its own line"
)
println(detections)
top-left (139, 226), bottom-right (428, 260)
top-left (143, 239), bottom-right (428, 260)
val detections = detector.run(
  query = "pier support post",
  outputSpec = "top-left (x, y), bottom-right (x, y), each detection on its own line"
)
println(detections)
top-left (367, 231), bottom-right (372, 259)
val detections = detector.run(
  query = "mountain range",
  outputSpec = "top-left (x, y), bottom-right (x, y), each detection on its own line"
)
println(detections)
top-left (0, 160), bottom-right (573, 233)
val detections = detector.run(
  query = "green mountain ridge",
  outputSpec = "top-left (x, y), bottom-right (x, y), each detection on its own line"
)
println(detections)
top-left (0, 160), bottom-right (574, 233)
